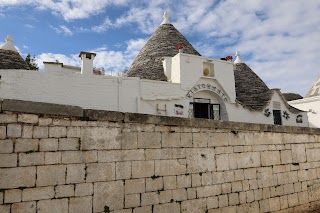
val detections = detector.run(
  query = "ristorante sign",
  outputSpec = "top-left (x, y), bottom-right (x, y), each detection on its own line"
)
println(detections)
top-left (186, 83), bottom-right (229, 102)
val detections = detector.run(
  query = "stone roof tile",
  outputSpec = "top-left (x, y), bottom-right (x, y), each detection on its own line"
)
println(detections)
top-left (0, 49), bottom-right (29, 70)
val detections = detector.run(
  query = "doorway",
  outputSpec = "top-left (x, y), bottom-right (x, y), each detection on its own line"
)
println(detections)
top-left (193, 98), bottom-right (220, 120)
top-left (194, 102), bottom-right (210, 118)
top-left (273, 110), bottom-right (282, 125)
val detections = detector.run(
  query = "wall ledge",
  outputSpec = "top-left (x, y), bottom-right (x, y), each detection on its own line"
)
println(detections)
top-left (1, 99), bottom-right (319, 134)
top-left (1, 99), bottom-right (83, 117)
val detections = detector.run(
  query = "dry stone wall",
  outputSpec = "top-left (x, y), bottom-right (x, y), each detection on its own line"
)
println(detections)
top-left (1, 100), bottom-right (320, 213)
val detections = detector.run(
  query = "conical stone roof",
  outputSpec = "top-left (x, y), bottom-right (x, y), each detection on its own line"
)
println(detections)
top-left (306, 77), bottom-right (320, 98)
top-left (233, 63), bottom-right (273, 111)
top-left (0, 49), bottom-right (30, 70)
top-left (283, 93), bottom-right (303, 101)
top-left (127, 22), bottom-right (201, 81)
top-left (0, 36), bottom-right (29, 70)
top-left (234, 62), bottom-right (302, 113)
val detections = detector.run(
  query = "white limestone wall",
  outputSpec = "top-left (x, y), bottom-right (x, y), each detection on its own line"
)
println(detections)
top-left (212, 60), bottom-right (236, 103)
top-left (0, 69), bottom-right (138, 112)
top-left (226, 104), bottom-right (272, 124)
top-left (139, 99), bottom-right (190, 117)
top-left (227, 91), bottom-right (309, 127)
top-left (44, 63), bottom-right (80, 74)
top-left (289, 96), bottom-right (320, 128)
top-left (175, 53), bottom-right (236, 102)
top-left (140, 80), bottom-right (185, 100)
top-left (170, 54), bottom-right (181, 84)
top-left (0, 69), bottom-right (309, 127)
top-left (0, 69), bottom-right (189, 117)
top-left (270, 91), bottom-right (308, 127)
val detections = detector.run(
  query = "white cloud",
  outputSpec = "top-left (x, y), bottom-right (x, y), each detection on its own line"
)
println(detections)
top-left (60, 25), bottom-right (73, 36)
top-left (24, 24), bottom-right (35, 28)
top-left (36, 38), bottom-right (147, 74)
top-left (50, 25), bottom-right (73, 36)
top-left (0, 0), bottom-right (130, 21)
top-left (36, 53), bottom-right (79, 69)
top-left (91, 18), bottom-right (113, 33)
top-left (2, 0), bottom-right (320, 95)
top-left (161, 0), bottom-right (320, 96)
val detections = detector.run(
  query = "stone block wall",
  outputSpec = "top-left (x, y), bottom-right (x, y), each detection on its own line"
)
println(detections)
top-left (1, 100), bottom-right (320, 213)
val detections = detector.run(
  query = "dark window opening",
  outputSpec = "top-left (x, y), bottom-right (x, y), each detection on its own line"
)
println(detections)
top-left (273, 110), bottom-right (282, 125)
top-left (193, 99), bottom-right (220, 120)
top-left (194, 102), bottom-right (210, 119)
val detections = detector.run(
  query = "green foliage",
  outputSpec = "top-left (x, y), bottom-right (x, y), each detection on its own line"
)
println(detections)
top-left (25, 53), bottom-right (39, 70)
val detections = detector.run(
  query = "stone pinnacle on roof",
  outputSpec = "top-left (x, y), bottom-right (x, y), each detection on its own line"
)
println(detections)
top-left (0, 35), bottom-right (18, 52)
top-left (161, 12), bottom-right (170, 25)
top-left (127, 12), bottom-right (201, 81)
top-left (234, 51), bottom-right (243, 64)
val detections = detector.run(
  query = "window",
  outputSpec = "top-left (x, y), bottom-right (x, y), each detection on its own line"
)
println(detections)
top-left (192, 98), bottom-right (220, 120)
top-left (273, 110), bottom-right (282, 125)
top-left (211, 104), bottom-right (220, 120)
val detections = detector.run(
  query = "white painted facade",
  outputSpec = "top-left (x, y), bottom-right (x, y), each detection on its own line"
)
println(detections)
top-left (288, 77), bottom-right (320, 128)
top-left (289, 96), bottom-right (320, 128)
top-left (0, 51), bottom-right (309, 127)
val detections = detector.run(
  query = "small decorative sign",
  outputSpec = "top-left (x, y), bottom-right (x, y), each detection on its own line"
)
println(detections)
top-left (264, 108), bottom-right (271, 117)
top-left (186, 83), bottom-right (228, 102)
top-left (174, 104), bottom-right (184, 115)
top-left (283, 111), bottom-right (290, 120)
top-left (296, 115), bottom-right (303, 123)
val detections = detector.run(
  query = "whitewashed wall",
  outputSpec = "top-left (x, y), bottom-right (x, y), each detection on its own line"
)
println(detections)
top-left (289, 97), bottom-right (320, 128)
top-left (0, 52), bottom-right (308, 127)
top-left (226, 91), bottom-right (308, 127)
top-left (0, 69), bottom-right (308, 127)
top-left (170, 53), bottom-right (236, 102)
top-left (0, 69), bottom-right (136, 112)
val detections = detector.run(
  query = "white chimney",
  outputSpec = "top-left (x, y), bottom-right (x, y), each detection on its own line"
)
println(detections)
top-left (79, 52), bottom-right (96, 76)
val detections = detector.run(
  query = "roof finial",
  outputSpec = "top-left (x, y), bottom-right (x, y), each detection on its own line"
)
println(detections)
top-left (234, 51), bottom-right (243, 64)
top-left (0, 35), bottom-right (18, 52)
top-left (5, 35), bottom-right (13, 43)
top-left (161, 11), bottom-right (170, 25)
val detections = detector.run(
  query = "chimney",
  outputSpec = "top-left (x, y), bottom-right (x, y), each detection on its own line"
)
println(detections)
top-left (79, 52), bottom-right (96, 76)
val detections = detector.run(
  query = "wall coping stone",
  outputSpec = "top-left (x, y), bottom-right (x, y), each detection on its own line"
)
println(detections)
top-left (2, 99), bottom-right (83, 117)
top-left (1, 99), bottom-right (320, 134)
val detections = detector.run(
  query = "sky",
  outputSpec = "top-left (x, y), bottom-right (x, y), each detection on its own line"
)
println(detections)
top-left (0, 0), bottom-right (320, 96)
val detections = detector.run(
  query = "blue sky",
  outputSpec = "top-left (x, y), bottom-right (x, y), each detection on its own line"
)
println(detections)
top-left (0, 0), bottom-right (320, 96)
